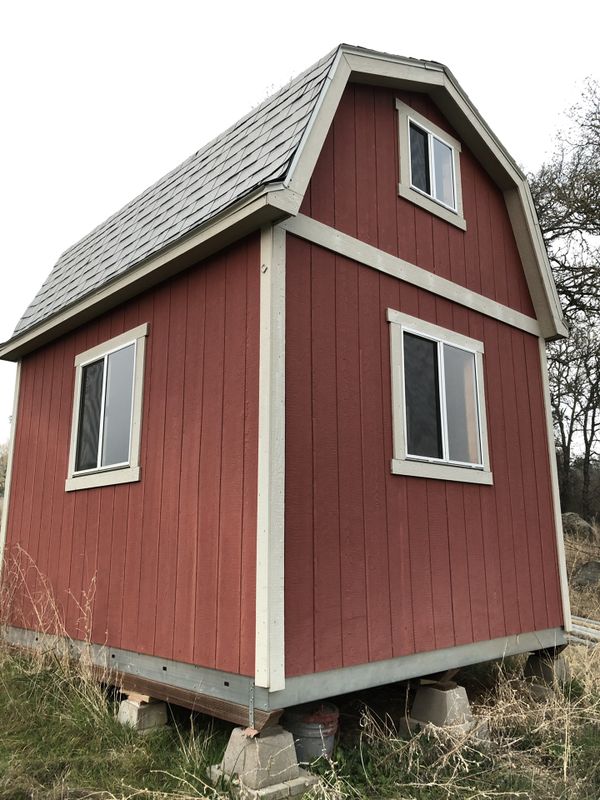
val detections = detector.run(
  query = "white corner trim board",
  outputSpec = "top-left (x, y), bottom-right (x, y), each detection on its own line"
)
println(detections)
top-left (0, 363), bottom-right (21, 580)
top-left (255, 224), bottom-right (287, 692)
top-left (538, 338), bottom-right (572, 633)
top-left (281, 214), bottom-right (541, 337)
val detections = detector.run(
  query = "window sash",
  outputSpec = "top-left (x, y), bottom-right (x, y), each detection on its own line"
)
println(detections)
top-left (73, 341), bottom-right (137, 475)
top-left (401, 329), bottom-right (483, 469)
top-left (408, 119), bottom-right (458, 212)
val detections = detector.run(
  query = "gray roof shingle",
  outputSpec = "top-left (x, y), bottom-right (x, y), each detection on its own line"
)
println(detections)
top-left (13, 47), bottom-right (338, 336)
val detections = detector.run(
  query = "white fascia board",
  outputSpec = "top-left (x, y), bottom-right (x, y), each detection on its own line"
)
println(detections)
top-left (0, 186), bottom-right (297, 362)
top-left (439, 72), bottom-right (566, 339)
top-left (284, 50), bottom-right (351, 200)
top-left (255, 224), bottom-right (286, 692)
top-left (0, 363), bottom-right (21, 581)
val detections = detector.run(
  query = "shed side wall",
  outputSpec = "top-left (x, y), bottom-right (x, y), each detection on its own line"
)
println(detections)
top-left (2, 235), bottom-right (260, 677)
top-left (284, 237), bottom-right (563, 677)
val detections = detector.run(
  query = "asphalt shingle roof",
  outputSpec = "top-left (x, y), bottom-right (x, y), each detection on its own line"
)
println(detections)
top-left (13, 47), bottom-right (338, 336)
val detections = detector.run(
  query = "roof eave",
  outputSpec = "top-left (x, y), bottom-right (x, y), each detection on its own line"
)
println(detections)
top-left (0, 184), bottom-right (298, 362)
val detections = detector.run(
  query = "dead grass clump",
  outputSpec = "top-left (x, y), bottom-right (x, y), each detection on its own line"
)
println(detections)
top-left (0, 548), bottom-right (229, 799)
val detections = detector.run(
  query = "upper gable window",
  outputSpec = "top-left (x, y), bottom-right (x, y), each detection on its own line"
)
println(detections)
top-left (396, 99), bottom-right (466, 231)
top-left (65, 323), bottom-right (148, 492)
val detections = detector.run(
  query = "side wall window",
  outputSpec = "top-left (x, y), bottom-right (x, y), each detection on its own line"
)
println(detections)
top-left (396, 98), bottom-right (466, 230)
top-left (387, 309), bottom-right (492, 484)
top-left (66, 323), bottom-right (149, 491)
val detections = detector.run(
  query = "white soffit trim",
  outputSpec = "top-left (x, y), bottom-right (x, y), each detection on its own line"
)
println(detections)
top-left (282, 214), bottom-right (541, 336)
top-left (255, 224), bottom-right (286, 692)
top-left (0, 363), bottom-right (22, 580)
top-left (538, 338), bottom-right (572, 632)
top-left (0, 188), bottom-right (296, 362)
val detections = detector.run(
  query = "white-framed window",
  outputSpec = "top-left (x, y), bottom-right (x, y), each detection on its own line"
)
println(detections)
top-left (65, 323), bottom-right (149, 492)
top-left (395, 98), bottom-right (466, 231)
top-left (387, 309), bottom-right (492, 485)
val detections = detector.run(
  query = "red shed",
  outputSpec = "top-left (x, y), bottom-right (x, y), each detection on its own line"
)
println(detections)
top-left (0, 45), bottom-right (570, 727)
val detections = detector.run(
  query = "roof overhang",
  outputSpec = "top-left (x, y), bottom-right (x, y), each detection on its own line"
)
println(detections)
top-left (0, 185), bottom-right (299, 361)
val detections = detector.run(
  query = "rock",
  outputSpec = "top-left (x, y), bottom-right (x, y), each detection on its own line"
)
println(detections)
top-left (572, 560), bottom-right (600, 589)
top-left (562, 512), bottom-right (595, 541)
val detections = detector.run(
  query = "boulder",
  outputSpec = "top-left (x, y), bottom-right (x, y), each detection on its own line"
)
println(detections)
top-left (562, 512), bottom-right (595, 542)
top-left (572, 560), bottom-right (600, 589)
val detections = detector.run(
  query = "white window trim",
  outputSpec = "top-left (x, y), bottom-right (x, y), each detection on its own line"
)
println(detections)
top-left (65, 323), bottom-right (149, 492)
top-left (395, 98), bottom-right (466, 231)
top-left (387, 309), bottom-right (492, 485)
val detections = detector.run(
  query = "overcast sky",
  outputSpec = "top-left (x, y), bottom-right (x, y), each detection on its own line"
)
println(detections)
top-left (1, 0), bottom-right (598, 444)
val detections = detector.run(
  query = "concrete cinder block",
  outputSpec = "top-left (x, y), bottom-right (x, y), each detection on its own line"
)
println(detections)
top-left (411, 682), bottom-right (474, 730)
top-left (239, 782), bottom-right (290, 800)
top-left (210, 758), bottom-right (316, 799)
top-left (524, 653), bottom-right (570, 688)
top-left (117, 698), bottom-right (167, 732)
top-left (286, 769), bottom-right (318, 795)
top-left (221, 726), bottom-right (300, 790)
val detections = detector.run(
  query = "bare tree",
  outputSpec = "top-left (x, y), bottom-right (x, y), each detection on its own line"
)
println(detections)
top-left (0, 441), bottom-right (8, 498)
top-left (531, 80), bottom-right (600, 518)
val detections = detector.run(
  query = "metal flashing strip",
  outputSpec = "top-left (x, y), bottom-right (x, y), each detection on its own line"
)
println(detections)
top-left (282, 214), bottom-right (541, 337)
top-left (3, 624), bottom-right (566, 715)
top-left (2, 625), bottom-right (254, 706)
top-left (257, 627), bottom-right (567, 709)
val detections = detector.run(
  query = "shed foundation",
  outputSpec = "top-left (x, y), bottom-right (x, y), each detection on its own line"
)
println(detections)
top-left (210, 725), bottom-right (317, 798)
top-left (117, 697), bottom-right (168, 732)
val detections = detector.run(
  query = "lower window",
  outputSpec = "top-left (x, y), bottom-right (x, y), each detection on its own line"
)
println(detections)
top-left (387, 309), bottom-right (492, 484)
top-left (66, 323), bottom-right (149, 491)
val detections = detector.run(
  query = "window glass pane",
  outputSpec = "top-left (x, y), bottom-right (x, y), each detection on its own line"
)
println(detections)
top-left (75, 359), bottom-right (104, 471)
top-left (101, 344), bottom-right (135, 467)
top-left (444, 344), bottom-right (481, 464)
top-left (404, 333), bottom-right (442, 459)
top-left (409, 123), bottom-right (430, 195)
top-left (433, 137), bottom-right (455, 208)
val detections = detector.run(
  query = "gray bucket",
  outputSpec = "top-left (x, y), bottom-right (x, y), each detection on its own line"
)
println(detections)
top-left (283, 702), bottom-right (339, 763)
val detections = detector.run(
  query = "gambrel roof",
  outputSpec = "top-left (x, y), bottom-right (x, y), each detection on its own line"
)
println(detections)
top-left (1, 44), bottom-right (566, 360)
top-left (11, 48), bottom-right (338, 338)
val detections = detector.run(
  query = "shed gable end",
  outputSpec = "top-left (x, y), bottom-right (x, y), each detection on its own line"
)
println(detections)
top-left (300, 84), bottom-right (536, 318)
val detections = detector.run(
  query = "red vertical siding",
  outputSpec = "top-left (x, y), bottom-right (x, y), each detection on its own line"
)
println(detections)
top-left (3, 235), bottom-right (260, 675)
top-left (300, 84), bottom-right (536, 318)
top-left (284, 237), bottom-right (563, 678)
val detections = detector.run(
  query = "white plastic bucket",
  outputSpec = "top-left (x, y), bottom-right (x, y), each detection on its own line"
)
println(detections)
top-left (283, 702), bottom-right (339, 763)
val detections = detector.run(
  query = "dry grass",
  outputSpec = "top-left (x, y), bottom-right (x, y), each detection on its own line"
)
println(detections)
top-left (2, 539), bottom-right (600, 799)
top-left (564, 525), bottom-right (600, 619)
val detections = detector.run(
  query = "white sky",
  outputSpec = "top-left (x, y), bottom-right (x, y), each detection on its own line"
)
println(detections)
top-left (0, 0), bottom-right (598, 443)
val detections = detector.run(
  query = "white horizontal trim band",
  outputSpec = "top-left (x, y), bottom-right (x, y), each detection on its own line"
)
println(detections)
top-left (280, 214), bottom-right (541, 337)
